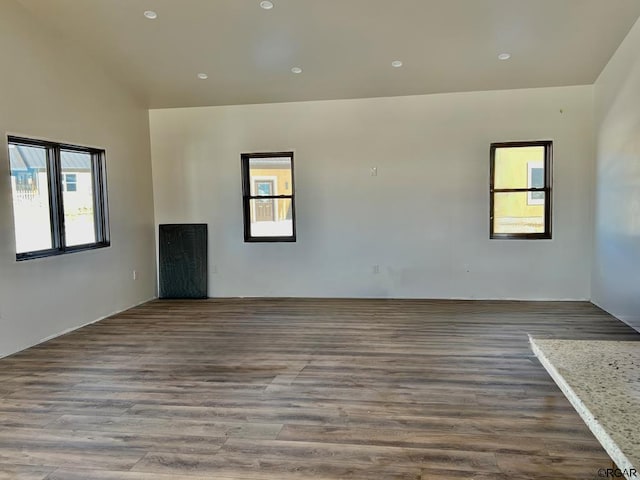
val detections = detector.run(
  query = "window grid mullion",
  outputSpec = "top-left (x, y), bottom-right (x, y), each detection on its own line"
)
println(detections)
top-left (49, 146), bottom-right (67, 250)
top-left (91, 153), bottom-right (101, 242)
top-left (492, 188), bottom-right (549, 193)
top-left (97, 150), bottom-right (110, 244)
top-left (246, 195), bottom-right (294, 200)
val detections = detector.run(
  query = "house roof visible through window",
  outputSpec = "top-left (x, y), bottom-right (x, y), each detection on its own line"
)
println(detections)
top-left (9, 145), bottom-right (92, 172)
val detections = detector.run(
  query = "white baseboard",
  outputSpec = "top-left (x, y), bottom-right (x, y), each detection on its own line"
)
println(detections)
top-left (1, 296), bottom-right (157, 360)
top-left (590, 299), bottom-right (640, 333)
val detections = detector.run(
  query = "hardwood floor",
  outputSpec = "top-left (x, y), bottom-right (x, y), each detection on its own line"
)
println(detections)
top-left (0, 299), bottom-right (638, 479)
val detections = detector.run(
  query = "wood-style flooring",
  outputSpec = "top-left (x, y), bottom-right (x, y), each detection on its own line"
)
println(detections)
top-left (0, 299), bottom-right (638, 479)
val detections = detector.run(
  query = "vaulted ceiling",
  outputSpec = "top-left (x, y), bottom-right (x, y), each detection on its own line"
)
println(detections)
top-left (15, 0), bottom-right (640, 108)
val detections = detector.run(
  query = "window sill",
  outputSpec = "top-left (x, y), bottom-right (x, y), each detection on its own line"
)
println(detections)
top-left (490, 233), bottom-right (552, 240)
top-left (244, 236), bottom-right (296, 243)
top-left (16, 242), bottom-right (111, 261)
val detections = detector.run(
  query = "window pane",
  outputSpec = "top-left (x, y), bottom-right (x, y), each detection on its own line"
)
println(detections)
top-left (529, 167), bottom-right (544, 189)
top-left (494, 192), bottom-right (545, 234)
top-left (61, 150), bottom-right (96, 246)
top-left (494, 146), bottom-right (545, 189)
top-left (64, 173), bottom-right (78, 192)
top-left (8, 143), bottom-right (53, 253)
top-left (249, 157), bottom-right (292, 196)
top-left (249, 198), bottom-right (293, 237)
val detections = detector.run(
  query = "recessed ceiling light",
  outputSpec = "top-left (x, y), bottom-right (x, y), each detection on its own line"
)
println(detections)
top-left (291, 67), bottom-right (303, 74)
top-left (260, 1), bottom-right (274, 9)
top-left (391, 60), bottom-right (403, 68)
top-left (498, 53), bottom-right (511, 60)
top-left (143, 10), bottom-right (158, 19)
top-left (197, 73), bottom-right (209, 80)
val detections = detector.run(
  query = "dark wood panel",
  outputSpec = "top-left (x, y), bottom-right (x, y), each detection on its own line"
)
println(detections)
top-left (0, 299), bottom-right (637, 479)
top-left (158, 224), bottom-right (207, 298)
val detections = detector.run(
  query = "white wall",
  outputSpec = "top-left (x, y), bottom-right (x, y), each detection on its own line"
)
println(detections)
top-left (592, 17), bottom-right (640, 330)
top-left (150, 85), bottom-right (594, 299)
top-left (0, 0), bottom-right (156, 357)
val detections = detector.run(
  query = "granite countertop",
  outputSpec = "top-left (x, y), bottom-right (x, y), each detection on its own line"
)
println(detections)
top-left (530, 338), bottom-right (640, 479)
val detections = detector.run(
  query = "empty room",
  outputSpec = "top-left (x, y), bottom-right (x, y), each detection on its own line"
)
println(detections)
top-left (1, 0), bottom-right (639, 479)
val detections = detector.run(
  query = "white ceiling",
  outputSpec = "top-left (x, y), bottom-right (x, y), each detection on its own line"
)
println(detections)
top-left (15, 0), bottom-right (640, 108)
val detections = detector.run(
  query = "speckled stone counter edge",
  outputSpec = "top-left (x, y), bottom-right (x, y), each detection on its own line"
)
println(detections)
top-left (530, 336), bottom-right (635, 479)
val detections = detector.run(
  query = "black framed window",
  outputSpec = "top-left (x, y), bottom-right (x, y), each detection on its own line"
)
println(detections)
top-left (8, 136), bottom-right (110, 260)
top-left (241, 152), bottom-right (296, 242)
top-left (490, 141), bottom-right (552, 239)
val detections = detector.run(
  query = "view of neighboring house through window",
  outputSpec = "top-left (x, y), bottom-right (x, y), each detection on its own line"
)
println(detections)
top-left (241, 152), bottom-right (296, 242)
top-left (8, 142), bottom-right (53, 253)
top-left (61, 151), bottom-right (96, 246)
top-left (490, 141), bottom-right (552, 239)
top-left (527, 162), bottom-right (545, 205)
top-left (62, 173), bottom-right (77, 192)
top-left (8, 136), bottom-right (109, 259)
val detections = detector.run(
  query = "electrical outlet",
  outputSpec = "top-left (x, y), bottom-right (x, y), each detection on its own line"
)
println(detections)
top-left (132, 270), bottom-right (138, 280)
top-left (373, 264), bottom-right (380, 274)
top-left (370, 167), bottom-right (378, 177)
